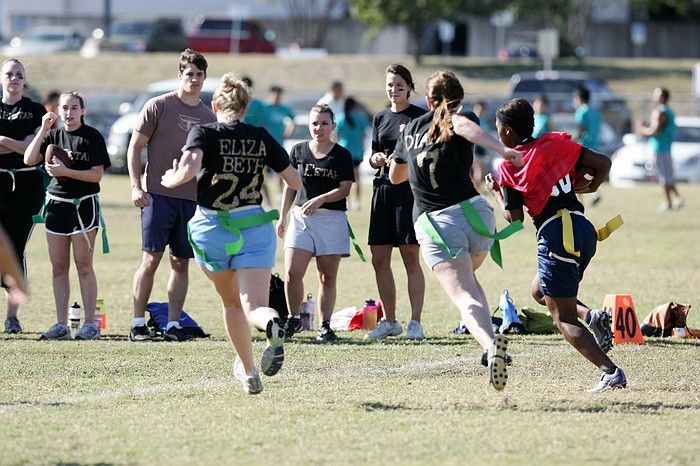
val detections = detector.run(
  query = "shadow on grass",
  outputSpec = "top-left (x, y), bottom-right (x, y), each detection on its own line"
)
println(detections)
top-left (540, 400), bottom-right (700, 415)
top-left (642, 338), bottom-right (700, 348)
top-left (360, 401), bottom-right (413, 412)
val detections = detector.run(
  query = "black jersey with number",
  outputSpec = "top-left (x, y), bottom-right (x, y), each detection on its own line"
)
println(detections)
top-left (393, 110), bottom-right (480, 219)
top-left (371, 104), bottom-right (427, 178)
top-left (503, 146), bottom-right (586, 230)
top-left (40, 124), bottom-right (110, 198)
top-left (290, 141), bottom-right (355, 211)
top-left (0, 97), bottom-right (45, 170)
top-left (185, 121), bottom-right (290, 210)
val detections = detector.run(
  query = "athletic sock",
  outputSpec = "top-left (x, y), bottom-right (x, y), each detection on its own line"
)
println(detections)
top-left (604, 366), bottom-right (617, 375)
top-left (166, 321), bottom-right (180, 331)
top-left (132, 317), bottom-right (146, 328)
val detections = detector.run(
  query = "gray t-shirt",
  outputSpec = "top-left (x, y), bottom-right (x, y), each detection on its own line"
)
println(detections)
top-left (135, 91), bottom-right (216, 201)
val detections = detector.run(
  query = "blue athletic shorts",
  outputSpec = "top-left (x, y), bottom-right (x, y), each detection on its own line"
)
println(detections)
top-left (141, 193), bottom-right (195, 258)
top-left (188, 205), bottom-right (276, 272)
top-left (537, 212), bottom-right (597, 298)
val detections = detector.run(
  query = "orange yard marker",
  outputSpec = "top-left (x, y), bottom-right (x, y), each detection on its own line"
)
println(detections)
top-left (602, 294), bottom-right (644, 345)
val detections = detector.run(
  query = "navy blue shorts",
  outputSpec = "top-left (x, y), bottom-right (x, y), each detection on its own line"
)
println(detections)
top-left (141, 193), bottom-right (195, 258)
top-left (537, 212), bottom-right (597, 298)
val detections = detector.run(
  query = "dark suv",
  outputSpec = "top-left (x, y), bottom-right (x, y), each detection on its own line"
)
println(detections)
top-left (507, 71), bottom-right (632, 135)
top-left (187, 16), bottom-right (275, 54)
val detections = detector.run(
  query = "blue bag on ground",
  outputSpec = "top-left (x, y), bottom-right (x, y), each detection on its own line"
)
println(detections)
top-left (498, 290), bottom-right (526, 334)
top-left (146, 302), bottom-right (210, 338)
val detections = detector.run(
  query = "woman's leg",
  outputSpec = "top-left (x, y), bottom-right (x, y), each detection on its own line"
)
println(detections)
top-left (432, 252), bottom-right (494, 350)
top-left (71, 230), bottom-right (98, 324)
top-left (284, 247), bottom-right (313, 318)
top-left (202, 267), bottom-right (256, 375)
top-left (544, 295), bottom-right (616, 371)
top-left (315, 255), bottom-right (342, 323)
top-left (47, 233), bottom-right (72, 324)
top-left (370, 245), bottom-right (395, 320)
top-left (238, 267), bottom-right (278, 330)
top-left (398, 244), bottom-right (424, 322)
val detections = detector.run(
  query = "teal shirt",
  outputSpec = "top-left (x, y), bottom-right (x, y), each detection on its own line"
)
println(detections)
top-left (649, 104), bottom-right (675, 154)
top-left (265, 103), bottom-right (295, 144)
top-left (244, 99), bottom-right (267, 128)
top-left (336, 110), bottom-right (369, 162)
top-left (575, 104), bottom-right (601, 150)
top-left (532, 113), bottom-right (550, 138)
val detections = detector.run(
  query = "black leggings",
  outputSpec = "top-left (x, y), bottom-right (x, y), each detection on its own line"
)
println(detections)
top-left (0, 172), bottom-right (45, 287)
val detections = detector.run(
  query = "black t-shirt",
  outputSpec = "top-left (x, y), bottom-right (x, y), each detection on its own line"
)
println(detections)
top-left (0, 97), bottom-right (45, 170)
top-left (393, 110), bottom-right (481, 220)
top-left (40, 125), bottom-right (110, 198)
top-left (503, 146), bottom-right (586, 230)
top-left (371, 104), bottom-right (427, 180)
top-left (185, 121), bottom-right (290, 210)
top-left (290, 141), bottom-right (355, 211)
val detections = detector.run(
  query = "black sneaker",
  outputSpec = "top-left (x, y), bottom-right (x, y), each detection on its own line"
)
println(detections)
top-left (261, 318), bottom-right (285, 376)
top-left (316, 322), bottom-right (337, 343)
top-left (163, 325), bottom-right (195, 342)
top-left (129, 324), bottom-right (153, 342)
top-left (284, 315), bottom-right (302, 340)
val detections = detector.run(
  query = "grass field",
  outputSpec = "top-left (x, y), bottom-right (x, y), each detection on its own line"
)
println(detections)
top-left (1, 174), bottom-right (699, 465)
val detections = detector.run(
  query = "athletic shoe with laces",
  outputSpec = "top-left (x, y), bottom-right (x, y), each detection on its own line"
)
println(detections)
top-left (588, 309), bottom-right (613, 353)
top-left (129, 324), bottom-right (153, 342)
top-left (487, 335), bottom-right (509, 391)
top-left (364, 319), bottom-right (403, 340)
top-left (39, 322), bottom-right (71, 340)
top-left (284, 315), bottom-right (302, 340)
top-left (233, 357), bottom-right (263, 395)
top-left (4, 316), bottom-right (22, 334)
top-left (316, 322), bottom-right (338, 343)
top-left (261, 318), bottom-right (285, 376)
top-left (590, 367), bottom-right (627, 393)
top-left (163, 325), bottom-right (195, 342)
top-left (75, 323), bottom-right (101, 340)
top-left (404, 320), bottom-right (425, 341)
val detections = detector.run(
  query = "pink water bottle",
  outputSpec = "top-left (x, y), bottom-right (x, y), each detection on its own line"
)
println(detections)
top-left (362, 299), bottom-right (377, 330)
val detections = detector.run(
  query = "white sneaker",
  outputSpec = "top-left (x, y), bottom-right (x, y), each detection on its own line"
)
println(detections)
top-left (672, 197), bottom-right (685, 209)
top-left (404, 320), bottom-right (425, 341)
top-left (365, 319), bottom-right (403, 340)
top-left (234, 357), bottom-right (263, 395)
top-left (590, 367), bottom-right (627, 393)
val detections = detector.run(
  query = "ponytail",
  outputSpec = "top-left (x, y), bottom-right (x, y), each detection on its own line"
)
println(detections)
top-left (425, 70), bottom-right (464, 144)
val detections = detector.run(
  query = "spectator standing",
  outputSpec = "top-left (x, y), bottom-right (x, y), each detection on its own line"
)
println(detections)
top-left (636, 87), bottom-right (684, 211)
top-left (532, 94), bottom-right (552, 138)
top-left (336, 96), bottom-right (369, 210)
top-left (573, 86), bottom-right (602, 205)
top-left (127, 49), bottom-right (217, 342)
top-left (0, 58), bottom-right (46, 334)
top-left (317, 80), bottom-right (345, 117)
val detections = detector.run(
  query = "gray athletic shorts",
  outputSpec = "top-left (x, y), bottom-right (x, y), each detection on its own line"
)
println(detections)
top-left (414, 196), bottom-right (496, 269)
top-left (284, 207), bottom-right (350, 257)
top-left (655, 152), bottom-right (675, 185)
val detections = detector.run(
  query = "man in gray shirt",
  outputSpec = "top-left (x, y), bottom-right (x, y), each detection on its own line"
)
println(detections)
top-left (127, 49), bottom-right (216, 341)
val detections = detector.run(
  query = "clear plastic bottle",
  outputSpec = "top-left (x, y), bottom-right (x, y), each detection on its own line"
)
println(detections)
top-left (306, 294), bottom-right (315, 330)
top-left (68, 302), bottom-right (81, 338)
top-left (300, 299), bottom-right (310, 330)
top-left (363, 299), bottom-right (377, 330)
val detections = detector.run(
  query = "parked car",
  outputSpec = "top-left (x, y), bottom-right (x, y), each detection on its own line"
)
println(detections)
top-left (2, 26), bottom-right (84, 56)
top-left (609, 116), bottom-right (700, 186)
top-left (82, 18), bottom-right (187, 54)
top-left (106, 78), bottom-right (218, 174)
top-left (187, 16), bottom-right (275, 53)
top-left (82, 91), bottom-right (138, 140)
top-left (506, 70), bottom-right (632, 136)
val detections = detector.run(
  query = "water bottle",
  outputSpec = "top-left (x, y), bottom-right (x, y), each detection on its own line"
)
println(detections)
top-left (306, 294), bottom-right (315, 330)
top-left (300, 299), bottom-right (310, 331)
top-left (362, 299), bottom-right (377, 330)
top-left (68, 302), bottom-right (81, 338)
top-left (95, 297), bottom-right (107, 332)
